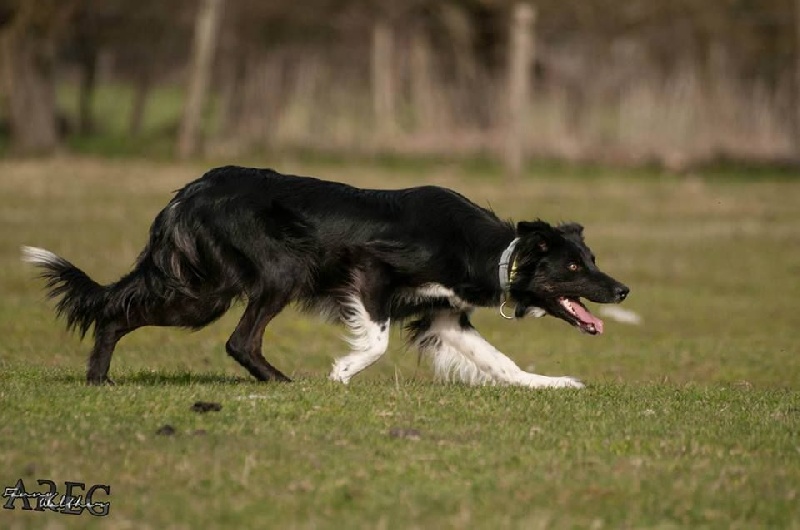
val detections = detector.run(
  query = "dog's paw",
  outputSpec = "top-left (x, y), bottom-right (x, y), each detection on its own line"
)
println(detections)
top-left (548, 376), bottom-right (585, 389)
top-left (518, 373), bottom-right (585, 389)
top-left (328, 367), bottom-right (352, 385)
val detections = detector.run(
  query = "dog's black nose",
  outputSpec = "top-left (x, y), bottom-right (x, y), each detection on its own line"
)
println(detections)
top-left (614, 285), bottom-right (630, 302)
top-left (612, 284), bottom-right (629, 302)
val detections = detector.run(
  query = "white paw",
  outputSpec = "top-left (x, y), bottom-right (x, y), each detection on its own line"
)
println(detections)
top-left (518, 374), bottom-right (585, 389)
top-left (328, 364), bottom-right (352, 384)
top-left (548, 376), bottom-right (585, 389)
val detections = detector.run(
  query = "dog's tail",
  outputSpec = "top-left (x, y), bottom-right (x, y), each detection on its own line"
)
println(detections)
top-left (22, 246), bottom-right (107, 339)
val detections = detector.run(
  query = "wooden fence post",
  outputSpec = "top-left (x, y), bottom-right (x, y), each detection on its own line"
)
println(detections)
top-left (410, 26), bottom-right (436, 133)
top-left (177, 0), bottom-right (224, 159)
top-left (505, 3), bottom-right (535, 176)
top-left (794, 0), bottom-right (800, 163)
top-left (372, 17), bottom-right (397, 144)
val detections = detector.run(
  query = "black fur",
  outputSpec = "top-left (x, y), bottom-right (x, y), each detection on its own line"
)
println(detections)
top-left (26, 166), bottom-right (629, 384)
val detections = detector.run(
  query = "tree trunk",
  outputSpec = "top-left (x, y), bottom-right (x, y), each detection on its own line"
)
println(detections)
top-left (77, 47), bottom-right (97, 135)
top-left (217, 51), bottom-right (247, 137)
top-left (129, 71), bottom-right (151, 137)
top-left (504, 3), bottom-right (535, 177)
top-left (372, 17), bottom-right (396, 143)
top-left (410, 26), bottom-right (436, 133)
top-left (177, 0), bottom-right (224, 159)
top-left (794, 0), bottom-right (800, 162)
top-left (0, 29), bottom-right (59, 155)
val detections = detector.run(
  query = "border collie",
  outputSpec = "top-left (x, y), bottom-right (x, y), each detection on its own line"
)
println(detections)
top-left (23, 166), bottom-right (629, 388)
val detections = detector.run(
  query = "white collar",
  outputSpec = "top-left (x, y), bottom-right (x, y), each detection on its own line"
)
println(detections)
top-left (498, 238), bottom-right (519, 292)
top-left (497, 238), bottom-right (547, 319)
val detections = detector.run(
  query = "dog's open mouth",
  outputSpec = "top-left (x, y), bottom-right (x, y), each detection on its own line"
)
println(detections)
top-left (558, 297), bottom-right (604, 335)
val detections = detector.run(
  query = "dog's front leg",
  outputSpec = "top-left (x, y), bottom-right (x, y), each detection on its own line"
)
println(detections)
top-left (329, 295), bottom-right (390, 384)
top-left (444, 327), bottom-right (584, 389)
top-left (420, 312), bottom-right (584, 389)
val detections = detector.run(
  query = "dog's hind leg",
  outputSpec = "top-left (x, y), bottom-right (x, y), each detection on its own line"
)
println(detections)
top-left (84, 288), bottom-right (233, 385)
top-left (86, 322), bottom-right (135, 385)
top-left (226, 296), bottom-right (292, 382)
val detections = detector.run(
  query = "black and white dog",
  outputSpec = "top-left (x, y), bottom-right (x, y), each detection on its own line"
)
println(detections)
top-left (23, 166), bottom-right (629, 388)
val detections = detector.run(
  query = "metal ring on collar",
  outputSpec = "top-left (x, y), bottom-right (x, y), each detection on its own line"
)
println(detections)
top-left (499, 301), bottom-right (515, 320)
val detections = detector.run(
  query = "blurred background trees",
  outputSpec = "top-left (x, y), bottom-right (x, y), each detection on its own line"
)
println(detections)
top-left (0, 0), bottom-right (798, 169)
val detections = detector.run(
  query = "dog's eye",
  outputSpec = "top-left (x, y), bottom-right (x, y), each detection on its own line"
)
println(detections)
top-left (568, 263), bottom-right (579, 272)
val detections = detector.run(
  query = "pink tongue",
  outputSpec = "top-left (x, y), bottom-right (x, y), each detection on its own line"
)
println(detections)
top-left (572, 301), bottom-right (604, 334)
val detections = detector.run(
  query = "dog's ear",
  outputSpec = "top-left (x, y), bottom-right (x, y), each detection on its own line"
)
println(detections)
top-left (516, 220), bottom-right (554, 253)
top-left (557, 222), bottom-right (585, 242)
top-left (516, 220), bottom-right (552, 236)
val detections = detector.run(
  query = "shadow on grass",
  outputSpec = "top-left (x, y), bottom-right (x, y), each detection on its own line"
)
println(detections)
top-left (49, 370), bottom-right (258, 387)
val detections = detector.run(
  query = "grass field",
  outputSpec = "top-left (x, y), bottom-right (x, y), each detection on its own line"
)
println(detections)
top-left (1, 157), bottom-right (799, 529)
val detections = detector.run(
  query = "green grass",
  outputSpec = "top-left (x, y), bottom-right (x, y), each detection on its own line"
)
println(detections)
top-left (1, 158), bottom-right (799, 528)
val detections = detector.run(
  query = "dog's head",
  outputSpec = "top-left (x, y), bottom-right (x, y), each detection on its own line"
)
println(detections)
top-left (507, 220), bottom-right (629, 335)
